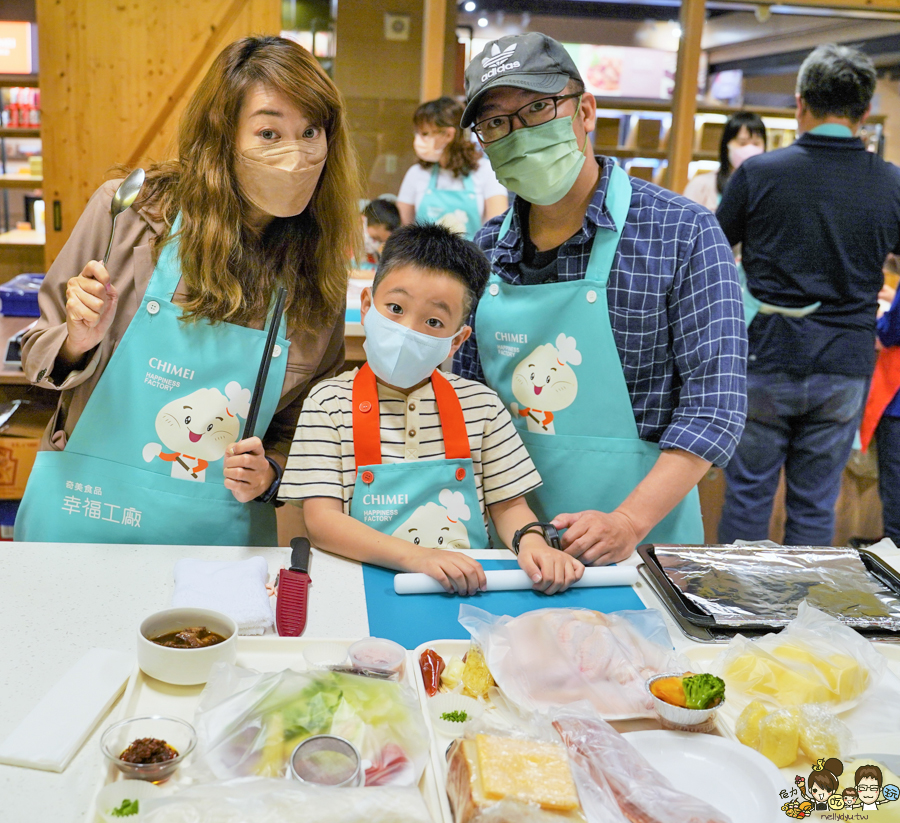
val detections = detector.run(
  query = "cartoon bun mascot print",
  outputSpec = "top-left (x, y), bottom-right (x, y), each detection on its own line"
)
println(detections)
top-left (142, 381), bottom-right (251, 481)
top-left (511, 333), bottom-right (581, 435)
top-left (391, 489), bottom-right (472, 549)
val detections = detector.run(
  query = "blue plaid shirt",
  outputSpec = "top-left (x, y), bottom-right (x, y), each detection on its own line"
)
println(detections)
top-left (453, 157), bottom-right (747, 468)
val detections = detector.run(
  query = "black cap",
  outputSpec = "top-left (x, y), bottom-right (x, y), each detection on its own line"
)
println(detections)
top-left (461, 33), bottom-right (583, 128)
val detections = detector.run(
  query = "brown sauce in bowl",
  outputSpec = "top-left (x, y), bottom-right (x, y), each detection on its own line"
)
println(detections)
top-left (150, 626), bottom-right (227, 649)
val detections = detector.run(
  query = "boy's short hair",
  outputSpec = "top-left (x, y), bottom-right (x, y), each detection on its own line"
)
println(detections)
top-left (363, 198), bottom-right (401, 232)
top-left (373, 222), bottom-right (491, 321)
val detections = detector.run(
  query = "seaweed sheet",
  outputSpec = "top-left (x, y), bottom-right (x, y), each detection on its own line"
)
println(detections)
top-left (654, 545), bottom-right (900, 631)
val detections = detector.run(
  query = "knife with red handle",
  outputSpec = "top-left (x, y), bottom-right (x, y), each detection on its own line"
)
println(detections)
top-left (276, 537), bottom-right (311, 637)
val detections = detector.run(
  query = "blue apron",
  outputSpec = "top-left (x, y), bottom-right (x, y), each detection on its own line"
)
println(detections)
top-left (475, 165), bottom-right (703, 544)
top-left (739, 263), bottom-right (821, 327)
top-left (348, 363), bottom-right (489, 549)
top-left (16, 221), bottom-right (288, 545)
top-left (415, 166), bottom-right (482, 241)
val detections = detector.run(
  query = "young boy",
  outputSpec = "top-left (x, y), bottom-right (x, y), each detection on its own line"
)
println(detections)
top-left (280, 223), bottom-right (584, 595)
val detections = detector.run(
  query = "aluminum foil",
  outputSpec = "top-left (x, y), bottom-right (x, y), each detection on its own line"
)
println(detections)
top-left (654, 545), bottom-right (900, 631)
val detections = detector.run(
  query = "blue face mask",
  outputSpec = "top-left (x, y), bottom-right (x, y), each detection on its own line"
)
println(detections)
top-left (363, 305), bottom-right (460, 388)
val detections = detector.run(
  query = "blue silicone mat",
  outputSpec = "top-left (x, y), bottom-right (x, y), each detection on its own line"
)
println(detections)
top-left (362, 558), bottom-right (646, 649)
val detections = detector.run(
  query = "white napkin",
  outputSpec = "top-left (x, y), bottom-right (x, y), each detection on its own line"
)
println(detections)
top-left (0, 648), bottom-right (133, 772)
top-left (172, 556), bottom-right (274, 635)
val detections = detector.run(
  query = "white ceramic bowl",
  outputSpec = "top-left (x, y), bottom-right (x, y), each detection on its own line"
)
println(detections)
top-left (646, 672), bottom-right (724, 731)
top-left (137, 608), bottom-right (237, 686)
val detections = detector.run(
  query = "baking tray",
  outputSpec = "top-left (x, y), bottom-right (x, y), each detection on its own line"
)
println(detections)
top-left (637, 544), bottom-right (900, 639)
top-left (87, 637), bottom-right (444, 823)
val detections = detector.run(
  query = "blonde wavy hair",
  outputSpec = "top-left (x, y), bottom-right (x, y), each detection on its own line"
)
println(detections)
top-left (130, 36), bottom-right (362, 331)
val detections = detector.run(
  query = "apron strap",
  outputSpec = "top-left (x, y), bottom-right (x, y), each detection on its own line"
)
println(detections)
top-left (432, 370), bottom-right (471, 460)
top-left (353, 364), bottom-right (470, 469)
top-left (353, 363), bottom-right (383, 469)
top-left (585, 164), bottom-right (631, 288)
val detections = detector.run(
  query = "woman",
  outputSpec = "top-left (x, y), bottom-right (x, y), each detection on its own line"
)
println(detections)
top-left (16, 36), bottom-right (361, 546)
top-left (683, 111), bottom-right (766, 211)
top-left (397, 96), bottom-right (507, 240)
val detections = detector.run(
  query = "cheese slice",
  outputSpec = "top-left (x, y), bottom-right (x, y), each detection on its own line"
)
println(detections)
top-left (475, 734), bottom-right (579, 811)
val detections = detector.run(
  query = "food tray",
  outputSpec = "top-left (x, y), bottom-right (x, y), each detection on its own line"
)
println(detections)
top-left (638, 544), bottom-right (900, 638)
top-left (87, 637), bottom-right (444, 823)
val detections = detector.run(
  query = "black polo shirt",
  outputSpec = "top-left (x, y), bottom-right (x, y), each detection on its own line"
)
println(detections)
top-left (717, 130), bottom-right (900, 377)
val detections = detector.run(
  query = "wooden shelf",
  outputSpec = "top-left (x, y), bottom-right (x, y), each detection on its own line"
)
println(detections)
top-left (0, 316), bottom-right (36, 385)
top-left (595, 145), bottom-right (718, 162)
top-left (0, 128), bottom-right (40, 138)
top-left (0, 230), bottom-right (44, 247)
top-left (0, 174), bottom-right (41, 189)
top-left (0, 75), bottom-right (38, 89)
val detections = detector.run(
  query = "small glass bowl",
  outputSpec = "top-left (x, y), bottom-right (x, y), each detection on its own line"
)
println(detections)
top-left (100, 715), bottom-right (197, 783)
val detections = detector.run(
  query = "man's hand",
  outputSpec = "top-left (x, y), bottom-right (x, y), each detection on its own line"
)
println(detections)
top-left (224, 437), bottom-right (275, 502)
top-left (551, 510), bottom-right (641, 566)
top-left (411, 550), bottom-right (487, 595)
top-left (516, 536), bottom-right (584, 594)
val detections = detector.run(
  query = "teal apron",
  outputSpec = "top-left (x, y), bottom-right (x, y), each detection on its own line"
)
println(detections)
top-left (415, 166), bottom-right (482, 241)
top-left (348, 363), bottom-right (489, 549)
top-left (15, 222), bottom-right (288, 545)
top-left (476, 165), bottom-right (703, 544)
top-left (739, 263), bottom-right (821, 327)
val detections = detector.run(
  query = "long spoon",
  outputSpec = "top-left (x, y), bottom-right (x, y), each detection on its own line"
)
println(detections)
top-left (102, 168), bottom-right (145, 267)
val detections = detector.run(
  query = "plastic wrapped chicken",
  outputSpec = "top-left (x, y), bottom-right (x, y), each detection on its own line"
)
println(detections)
top-left (459, 605), bottom-right (686, 719)
top-left (552, 708), bottom-right (731, 823)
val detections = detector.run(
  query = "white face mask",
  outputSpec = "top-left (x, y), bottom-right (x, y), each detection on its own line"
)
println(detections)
top-left (235, 135), bottom-right (327, 218)
top-left (363, 304), bottom-right (460, 388)
top-left (414, 133), bottom-right (448, 164)
top-left (728, 142), bottom-right (763, 171)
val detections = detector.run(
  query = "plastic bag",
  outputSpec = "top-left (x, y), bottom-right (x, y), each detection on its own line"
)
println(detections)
top-left (711, 602), bottom-right (887, 714)
top-left (551, 706), bottom-right (731, 823)
top-left (446, 731), bottom-right (588, 823)
top-left (458, 605), bottom-right (687, 719)
top-left (140, 777), bottom-right (433, 823)
top-left (189, 663), bottom-right (430, 786)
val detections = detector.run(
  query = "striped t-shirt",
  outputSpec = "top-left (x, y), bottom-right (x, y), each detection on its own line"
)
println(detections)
top-left (279, 369), bottom-right (542, 527)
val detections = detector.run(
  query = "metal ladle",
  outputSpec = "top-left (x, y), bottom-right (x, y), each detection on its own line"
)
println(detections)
top-left (102, 168), bottom-right (145, 267)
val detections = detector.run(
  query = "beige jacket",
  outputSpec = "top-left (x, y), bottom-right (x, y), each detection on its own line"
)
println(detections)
top-left (22, 180), bottom-right (345, 461)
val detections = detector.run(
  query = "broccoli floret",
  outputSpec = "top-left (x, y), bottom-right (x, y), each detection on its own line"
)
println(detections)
top-left (682, 673), bottom-right (725, 710)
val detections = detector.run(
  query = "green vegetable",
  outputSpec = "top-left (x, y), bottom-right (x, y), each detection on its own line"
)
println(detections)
top-left (110, 798), bottom-right (139, 817)
top-left (682, 673), bottom-right (725, 710)
top-left (440, 710), bottom-right (468, 723)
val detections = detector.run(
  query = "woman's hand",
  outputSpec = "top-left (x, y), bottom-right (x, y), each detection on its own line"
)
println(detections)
top-left (61, 261), bottom-right (118, 363)
top-left (410, 549), bottom-right (486, 595)
top-left (516, 535), bottom-right (585, 594)
top-left (224, 437), bottom-right (275, 503)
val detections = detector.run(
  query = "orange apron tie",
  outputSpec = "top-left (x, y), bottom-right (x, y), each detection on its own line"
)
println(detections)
top-left (860, 345), bottom-right (900, 452)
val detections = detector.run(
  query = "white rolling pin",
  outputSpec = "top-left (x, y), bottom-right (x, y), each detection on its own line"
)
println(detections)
top-left (393, 565), bottom-right (639, 595)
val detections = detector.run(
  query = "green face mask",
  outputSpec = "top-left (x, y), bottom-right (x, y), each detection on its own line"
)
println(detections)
top-left (483, 114), bottom-right (588, 206)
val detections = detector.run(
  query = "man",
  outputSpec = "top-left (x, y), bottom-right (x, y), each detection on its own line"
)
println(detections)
top-left (717, 44), bottom-right (900, 546)
top-left (453, 32), bottom-right (747, 564)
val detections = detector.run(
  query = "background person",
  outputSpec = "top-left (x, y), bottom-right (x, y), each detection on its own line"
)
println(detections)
top-left (397, 96), bottom-right (507, 240)
top-left (454, 33), bottom-right (747, 565)
top-left (360, 198), bottom-right (400, 266)
top-left (16, 36), bottom-right (361, 546)
top-left (683, 111), bottom-right (767, 212)
top-left (716, 43), bottom-right (900, 546)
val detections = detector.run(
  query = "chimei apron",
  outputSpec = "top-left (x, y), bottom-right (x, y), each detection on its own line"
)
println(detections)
top-left (476, 164), bottom-right (703, 544)
top-left (348, 363), bottom-right (489, 549)
top-left (415, 166), bottom-right (482, 241)
top-left (16, 221), bottom-right (288, 545)
top-left (739, 263), bottom-right (821, 327)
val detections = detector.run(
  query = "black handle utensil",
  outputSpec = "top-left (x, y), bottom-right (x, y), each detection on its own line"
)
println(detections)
top-left (243, 286), bottom-right (288, 441)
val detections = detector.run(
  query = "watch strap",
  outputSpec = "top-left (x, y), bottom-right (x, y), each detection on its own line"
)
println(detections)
top-left (512, 521), bottom-right (562, 555)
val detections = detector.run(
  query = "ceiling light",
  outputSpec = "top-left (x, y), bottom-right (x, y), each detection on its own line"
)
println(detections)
top-left (477, 16), bottom-right (489, 27)
top-left (464, 1), bottom-right (476, 11)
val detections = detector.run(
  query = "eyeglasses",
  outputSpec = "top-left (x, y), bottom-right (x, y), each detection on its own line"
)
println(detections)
top-left (472, 93), bottom-right (582, 144)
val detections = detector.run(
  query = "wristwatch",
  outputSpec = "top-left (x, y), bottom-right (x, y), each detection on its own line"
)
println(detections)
top-left (511, 521), bottom-right (562, 555)
top-left (255, 456), bottom-right (284, 505)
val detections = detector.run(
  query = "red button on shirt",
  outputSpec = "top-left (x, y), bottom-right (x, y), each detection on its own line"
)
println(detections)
top-left (359, 401), bottom-right (372, 413)
top-left (361, 470), bottom-right (374, 484)
top-left (455, 467), bottom-right (466, 481)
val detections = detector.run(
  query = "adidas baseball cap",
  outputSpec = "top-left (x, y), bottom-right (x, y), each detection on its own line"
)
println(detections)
top-left (461, 33), bottom-right (583, 129)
